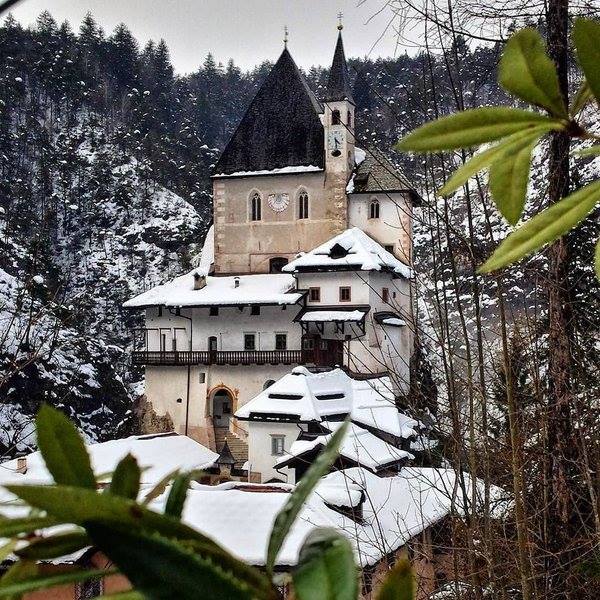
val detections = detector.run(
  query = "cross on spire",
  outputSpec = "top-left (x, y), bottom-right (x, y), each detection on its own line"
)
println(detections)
top-left (337, 12), bottom-right (343, 30)
top-left (283, 25), bottom-right (289, 47)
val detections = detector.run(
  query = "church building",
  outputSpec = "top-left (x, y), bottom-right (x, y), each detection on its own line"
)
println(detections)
top-left (124, 25), bottom-right (419, 467)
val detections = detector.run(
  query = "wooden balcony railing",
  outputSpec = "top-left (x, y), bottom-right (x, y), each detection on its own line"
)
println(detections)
top-left (132, 349), bottom-right (308, 367)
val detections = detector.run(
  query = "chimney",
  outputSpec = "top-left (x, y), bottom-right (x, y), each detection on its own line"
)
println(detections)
top-left (234, 276), bottom-right (240, 288)
top-left (193, 272), bottom-right (206, 290)
top-left (16, 457), bottom-right (27, 474)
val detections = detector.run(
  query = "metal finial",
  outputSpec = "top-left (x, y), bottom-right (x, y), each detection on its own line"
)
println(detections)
top-left (337, 12), bottom-right (343, 30)
top-left (284, 25), bottom-right (289, 47)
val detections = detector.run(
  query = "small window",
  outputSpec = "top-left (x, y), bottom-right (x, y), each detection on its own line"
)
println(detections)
top-left (382, 288), bottom-right (389, 303)
top-left (320, 340), bottom-right (328, 350)
top-left (209, 307), bottom-right (219, 316)
top-left (347, 110), bottom-right (352, 128)
top-left (269, 257), bottom-right (288, 273)
top-left (244, 333), bottom-right (256, 350)
top-left (339, 286), bottom-right (351, 302)
top-left (199, 372), bottom-right (206, 383)
top-left (331, 109), bottom-right (341, 125)
top-left (251, 305), bottom-right (261, 315)
top-left (309, 287), bottom-right (321, 302)
top-left (298, 191), bottom-right (309, 219)
top-left (175, 307), bottom-right (181, 316)
top-left (384, 244), bottom-right (394, 254)
top-left (157, 306), bottom-right (163, 317)
top-left (303, 338), bottom-right (315, 350)
top-left (369, 199), bottom-right (380, 219)
top-left (275, 333), bottom-right (287, 350)
top-left (250, 192), bottom-right (262, 221)
top-left (271, 435), bottom-right (285, 456)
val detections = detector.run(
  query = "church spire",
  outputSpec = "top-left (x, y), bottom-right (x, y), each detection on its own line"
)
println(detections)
top-left (325, 21), bottom-right (354, 104)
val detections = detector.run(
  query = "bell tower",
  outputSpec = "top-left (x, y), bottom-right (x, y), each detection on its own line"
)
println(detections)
top-left (323, 16), bottom-right (355, 233)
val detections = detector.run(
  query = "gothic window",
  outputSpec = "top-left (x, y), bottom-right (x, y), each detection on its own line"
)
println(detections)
top-left (298, 191), bottom-right (309, 219)
top-left (331, 109), bottom-right (341, 125)
top-left (250, 192), bottom-right (262, 221)
top-left (369, 198), bottom-right (380, 219)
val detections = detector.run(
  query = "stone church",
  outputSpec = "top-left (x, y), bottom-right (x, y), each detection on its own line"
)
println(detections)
top-left (125, 27), bottom-right (420, 467)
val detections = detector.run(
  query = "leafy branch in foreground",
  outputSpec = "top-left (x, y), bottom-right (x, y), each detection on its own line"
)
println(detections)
top-left (397, 19), bottom-right (600, 277)
top-left (0, 406), bottom-right (413, 599)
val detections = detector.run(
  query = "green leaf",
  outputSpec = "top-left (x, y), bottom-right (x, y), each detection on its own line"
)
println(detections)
top-left (266, 420), bottom-right (349, 575)
top-left (292, 528), bottom-right (358, 600)
top-left (35, 404), bottom-right (96, 489)
top-left (375, 558), bottom-right (415, 600)
top-left (0, 568), bottom-right (111, 598)
top-left (0, 541), bottom-right (17, 563)
top-left (142, 468), bottom-right (179, 504)
top-left (0, 561), bottom-right (38, 600)
top-left (396, 107), bottom-right (559, 152)
top-left (573, 19), bottom-right (600, 104)
top-left (498, 28), bottom-right (567, 118)
top-left (0, 516), bottom-right (60, 538)
top-left (595, 239), bottom-right (600, 281)
top-left (489, 136), bottom-right (537, 224)
top-left (16, 531), bottom-right (90, 560)
top-left (480, 179), bottom-right (600, 273)
top-left (86, 522), bottom-right (260, 600)
top-left (438, 125), bottom-right (555, 197)
top-left (571, 80), bottom-right (593, 116)
top-left (574, 145), bottom-right (600, 157)
top-left (6, 484), bottom-right (273, 597)
top-left (109, 454), bottom-right (141, 500)
top-left (165, 470), bottom-right (202, 518)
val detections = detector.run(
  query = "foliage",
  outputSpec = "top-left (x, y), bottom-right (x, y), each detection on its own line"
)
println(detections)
top-left (397, 20), bottom-right (600, 278)
top-left (0, 406), bottom-right (414, 599)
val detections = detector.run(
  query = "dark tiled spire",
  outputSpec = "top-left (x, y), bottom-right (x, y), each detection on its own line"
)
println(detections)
top-left (325, 31), bottom-right (354, 104)
top-left (214, 47), bottom-right (324, 176)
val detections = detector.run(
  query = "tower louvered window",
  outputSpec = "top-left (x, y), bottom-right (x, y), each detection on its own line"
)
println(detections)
top-left (298, 191), bottom-right (309, 219)
top-left (332, 109), bottom-right (341, 125)
top-left (250, 192), bottom-right (262, 221)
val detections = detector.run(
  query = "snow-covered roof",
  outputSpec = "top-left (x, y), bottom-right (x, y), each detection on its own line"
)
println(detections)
top-left (212, 165), bottom-right (323, 178)
top-left (299, 309), bottom-right (367, 323)
top-left (283, 228), bottom-right (412, 278)
top-left (235, 367), bottom-right (417, 439)
top-left (195, 225), bottom-right (214, 277)
top-left (275, 422), bottom-right (413, 473)
top-left (123, 271), bottom-right (302, 308)
top-left (0, 433), bottom-right (218, 489)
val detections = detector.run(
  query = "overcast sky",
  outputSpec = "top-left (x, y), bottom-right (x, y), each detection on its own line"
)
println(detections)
top-left (8, 0), bottom-right (410, 74)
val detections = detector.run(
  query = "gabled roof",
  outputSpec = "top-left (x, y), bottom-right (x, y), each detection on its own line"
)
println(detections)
top-left (213, 48), bottom-right (325, 177)
top-left (123, 272), bottom-right (303, 309)
top-left (325, 31), bottom-right (354, 104)
top-left (347, 147), bottom-right (419, 200)
top-left (282, 227), bottom-right (412, 277)
top-left (235, 367), bottom-right (418, 439)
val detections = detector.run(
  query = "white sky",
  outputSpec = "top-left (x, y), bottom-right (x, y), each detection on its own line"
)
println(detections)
top-left (8, 0), bottom-right (413, 74)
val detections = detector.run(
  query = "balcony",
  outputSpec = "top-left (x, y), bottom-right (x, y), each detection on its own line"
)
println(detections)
top-left (132, 349), bottom-right (306, 367)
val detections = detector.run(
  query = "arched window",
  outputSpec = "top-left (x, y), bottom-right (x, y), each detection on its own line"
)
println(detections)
top-left (250, 192), bottom-right (261, 221)
top-left (298, 190), bottom-right (309, 219)
top-left (331, 109), bottom-right (341, 125)
top-left (347, 110), bottom-right (352, 128)
top-left (369, 198), bottom-right (380, 219)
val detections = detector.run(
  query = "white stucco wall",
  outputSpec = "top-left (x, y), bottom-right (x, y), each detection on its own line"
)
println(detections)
top-left (246, 421), bottom-right (299, 483)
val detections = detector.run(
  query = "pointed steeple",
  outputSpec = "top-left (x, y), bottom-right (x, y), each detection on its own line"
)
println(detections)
top-left (325, 29), bottom-right (354, 104)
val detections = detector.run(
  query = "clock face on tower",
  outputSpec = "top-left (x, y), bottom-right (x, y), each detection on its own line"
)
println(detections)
top-left (328, 130), bottom-right (344, 156)
top-left (267, 193), bottom-right (290, 212)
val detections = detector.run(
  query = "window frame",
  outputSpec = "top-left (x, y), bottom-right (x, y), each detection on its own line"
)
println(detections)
top-left (271, 435), bottom-right (285, 456)
top-left (250, 191), bottom-right (262, 221)
top-left (339, 286), bottom-right (351, 302)
top-left (369, 198), bottom-right (380, 219)
top-left (298, 190), bottom-right (309, 219)
top-left (309, 287), bottom-right (321, 302)
top-left (382, 287), bottom-right (389, 303)
top-left (275, 332), bottom-right (288, 351)
top-left (244, 333), bottom-right (257, 351)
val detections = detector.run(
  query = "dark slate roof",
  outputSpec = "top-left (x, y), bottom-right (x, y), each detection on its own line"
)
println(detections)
top-left (325, 32), bottom-right (354, 104)
top-left (213, 48), bottom-right (325, 176)
top-left (352, 147), bottom-right (421, 204)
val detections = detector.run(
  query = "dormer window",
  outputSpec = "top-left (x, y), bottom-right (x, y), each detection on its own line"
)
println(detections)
top-left (369, 198), bottom-right (380, 219)
top-left (250, 192), bottom-right (262, 221)
top-left (329, 243), bottom-right (349, 259)
top-left (298, 191), bottom-right (309, 219)
top-left (331, 109), bottom-right (341, 125)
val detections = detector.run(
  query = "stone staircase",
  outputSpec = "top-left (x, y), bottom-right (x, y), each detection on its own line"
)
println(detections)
top-left (214, 426), bottom-right (248, 468)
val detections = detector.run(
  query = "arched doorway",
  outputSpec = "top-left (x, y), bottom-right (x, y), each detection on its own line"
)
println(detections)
top-left (212, 388), bottom-right (233, 428)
